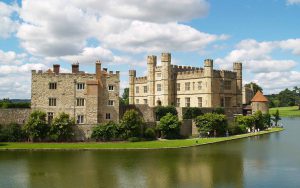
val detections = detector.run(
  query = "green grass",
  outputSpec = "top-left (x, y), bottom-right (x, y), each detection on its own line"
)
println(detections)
top-left (0, 128), bottom-right (283, 150)
top-left (269, 106), bottom-right (300, 117)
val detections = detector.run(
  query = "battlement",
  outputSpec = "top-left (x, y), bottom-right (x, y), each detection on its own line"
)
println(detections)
top-left (176, 69), bottom-right (205, 79)
top-left (135, 76), bottom-right (147, 83)
top-left (161, 53), bottom-right (171, 62)
top-left (172, 65), bottom-right (201, 72)
top-left (214, 70), bottom-right (237, 78)
top-left (233, 62), bottom-right (242, 70)
top-left (147, 55), bottom-right (157, 65)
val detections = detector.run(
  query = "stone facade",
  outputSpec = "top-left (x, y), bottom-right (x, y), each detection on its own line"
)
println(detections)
top-left (129, 53), bottom-right (243, 112)
top-left (31, 62), bottom-right (120, 129)
top-left (0, 108), bottom-right (31, 125)
top-left (243, 86), bottom-right (254, 105)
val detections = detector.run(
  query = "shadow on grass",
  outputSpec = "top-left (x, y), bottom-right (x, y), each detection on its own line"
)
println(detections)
top-left (0, 143), bottom-right (8, 146)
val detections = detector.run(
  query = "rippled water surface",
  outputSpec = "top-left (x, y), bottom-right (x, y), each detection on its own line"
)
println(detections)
top-left (0, 118), bottom-right (300, 188)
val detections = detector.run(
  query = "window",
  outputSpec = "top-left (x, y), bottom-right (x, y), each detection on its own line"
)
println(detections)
top-left (108, 100), bottom-right (114, 106)
top-left (106, 113), bottom-right (111, 120)
top-left (198, 97), bottom-right (203, 107)
top-left (225, 97), bottom-right (231, 107)
top-left (49, 98), bottom-right (56, 106)
top-left (47, 112), bottom-right (54, 124)
top-left (144, 86), bottom-right (148, 93)
top-left (108, 85), bottom-right (114, 91)
top-left (157, 84), bottom-right (161, 91)
top-left (76, 98), bottom-right (85, 106)
top-left (136, 99), bottom-right (139, 104)
top-left (220, 97), bottom-right (225, 107)
top-left (136, 86), bottom-right (139, 93)
top-left (176, 98), bottom-right (180, 107)
top-left (77, 83), bottom-right (85, 90)
top-left (185, 97), bottom-right (190, 107)
top-left (144, 99), bottom-right (148, 104)
top-left (198, 81), bottom-right (202, 90)
top-left (185, 82), bottom-right (190, 91)
top-left (193, 82), bottom-right (195, 90)
top-left (77, 115), bottom-right (84, 124)
top-left (176, 83), bottom-right (180, 91)
top-left (224, 80), bottom-right (232, 90)
top-left (157, 73), bottom-right (161, 77)
top-left (49, 82), bottom-right (57, 89)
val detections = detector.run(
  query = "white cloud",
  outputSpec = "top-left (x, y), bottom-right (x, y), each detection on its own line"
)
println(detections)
top-left (0, 2), bottom-right (19, 38)
top-left (0, 50), bottom-right (27, 65)
top-left (287, 0), bottom-right (300, 5)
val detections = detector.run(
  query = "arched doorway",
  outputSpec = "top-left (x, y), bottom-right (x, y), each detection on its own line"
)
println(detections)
top-left (156, 100), bottom-right (162, 106)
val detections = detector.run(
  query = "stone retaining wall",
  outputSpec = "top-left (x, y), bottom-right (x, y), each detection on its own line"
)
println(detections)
top-left (0, 108), bottom-right (31, 125)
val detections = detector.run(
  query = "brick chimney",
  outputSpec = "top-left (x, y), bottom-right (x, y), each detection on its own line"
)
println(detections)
top-left (96, 60), bottom-right (101, 80)
top-left (53, 64), bottom-right (60, 74)
top-left (72, 63), bottom-right (79, 73)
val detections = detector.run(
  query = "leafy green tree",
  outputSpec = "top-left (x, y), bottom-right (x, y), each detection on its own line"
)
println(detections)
top-left (272, 109), bottom-right (281, 126)
top-left (263, 113), bottom-right (272, 128)
top-left (120, 109), bottom-right (143, 139)
top-left (120, 88), bottom-right (129, 105)
top-left (253, 111), bottom-right (265, 130)
top-left (49, 113), bottom-right (75, 141)
top-left (195, 113), bottom-right (228, 137)
top-left (91, 121), bottom-right (119, 141)
top-left (23, 110), bottom-right (49, 142)
top-left (155, 106), bottom-right (177, 120)
top-left (212, 107), bottom-right (225, 114)
top-left (157, 113), bottom-right (181, 139)
top-left (235, 115), bottom-right (255, 128)
top-left (183, 107), bottom-right (203, 119)
top-left (0, 123), bottom-right (25, 142)
top-left (144, 127), bottom-right (156, 140)
top-left (245, 82), bottom-right (263, 94)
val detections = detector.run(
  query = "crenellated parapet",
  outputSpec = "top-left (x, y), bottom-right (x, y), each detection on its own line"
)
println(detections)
top-left (135, 76), bottom-right (148, 83)
top-left (176, 69), bottom-right (205, 80)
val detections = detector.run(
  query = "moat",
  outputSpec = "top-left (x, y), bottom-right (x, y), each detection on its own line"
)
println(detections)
top-left (0, 118), bottom-right (299, 188)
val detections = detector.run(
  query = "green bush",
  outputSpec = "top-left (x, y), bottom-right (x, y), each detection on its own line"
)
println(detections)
top-left (183, 107), bottom-right (203, 119)
top-left (91, 121), bottom-right (119, 141)
top-left (49, 113), bottom-right (75, 142)
top-left (144, 127), bottom-right (156, 140)
top-left (212, 107), bottom-right (225, 114)
top-left (263, 113), bottom-right (271, 128)
top-left (128, 137), bottom-right (141, 142)
top-left (253, 111), bottom-right (265, 130)
top-left (195, 113), bottom-right (228, 137)
top-left (157, 113), bottom-right (181, 139)
top-left (228, 124), bottom-right (247, 135)
top-left (23, 110), bottom-right (49, 142)
top-left (235, 115), bottom-right (255, 128)
top-left (120, 109), bottom-right (144, 139)
top-left (155, 106), bottom-right (177, 120)
top-left (0, 123), bottom-right (25, 142)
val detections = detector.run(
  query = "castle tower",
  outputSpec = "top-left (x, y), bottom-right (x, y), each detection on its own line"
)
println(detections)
top-left (161, 53), bottom-right (172, 106)
top-left (129, 70), bottom-right (136, 104)
top-left (233, 62), bottom-right (243, 107)
top-left (251, 91), bottom-right (269, 114)
top-left (204, 59), bottom-right (213, 107)
top-left (147, 55), bottom-right (157, 107)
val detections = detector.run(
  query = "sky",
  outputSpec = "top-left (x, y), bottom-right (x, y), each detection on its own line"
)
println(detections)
top-left (1, 0), bottom-right (300, 99)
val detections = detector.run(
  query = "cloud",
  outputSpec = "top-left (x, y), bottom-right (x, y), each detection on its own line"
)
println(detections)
top-left (0, 50), bottom-right (27, 65)
top-left (0, 2), bottom-right (19, 38)
top-left (287, 0), bottom-right (300, 5)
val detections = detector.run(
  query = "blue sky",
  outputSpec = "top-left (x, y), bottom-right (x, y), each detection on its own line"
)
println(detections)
top-left (1, 0), bottom-right (300, 98)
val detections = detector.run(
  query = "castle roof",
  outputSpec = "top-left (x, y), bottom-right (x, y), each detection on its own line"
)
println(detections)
top-left (251, 91), bottom-right (268, 102)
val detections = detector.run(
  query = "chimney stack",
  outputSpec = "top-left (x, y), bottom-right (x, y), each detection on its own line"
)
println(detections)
top-left (53, 64), bottom-right (60, 74)
top-left (72, 63), bottom-right (79, 74)
top-left (96, 60), bottom-right (101, 80)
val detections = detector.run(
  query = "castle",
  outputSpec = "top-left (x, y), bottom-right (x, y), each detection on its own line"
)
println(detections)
top-left (129, 53), bottom-right (243, 110)
top-left (31, 62), bottom-right (120, 131)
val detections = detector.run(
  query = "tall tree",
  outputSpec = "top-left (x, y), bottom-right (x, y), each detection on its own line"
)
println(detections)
top-left (245, 82), bottom-right (263, 94)
top-left (120, 88), bottom-right (129, 105)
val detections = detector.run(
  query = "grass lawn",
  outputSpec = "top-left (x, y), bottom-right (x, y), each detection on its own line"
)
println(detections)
top-left (0, 127), bottom-right (283, 150)
top-left (269, 106), bottom-right (300, 117)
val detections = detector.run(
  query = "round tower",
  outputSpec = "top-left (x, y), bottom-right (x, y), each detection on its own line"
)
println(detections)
top-left (129, 70), bottom-right (136, 104)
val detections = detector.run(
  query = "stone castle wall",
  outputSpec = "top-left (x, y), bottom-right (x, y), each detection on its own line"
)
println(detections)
top-left (0, 108), bottom-right (31, 125)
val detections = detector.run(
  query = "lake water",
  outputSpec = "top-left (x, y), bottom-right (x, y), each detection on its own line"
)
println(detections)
top-left (0, 118), bottom-right (300, 188)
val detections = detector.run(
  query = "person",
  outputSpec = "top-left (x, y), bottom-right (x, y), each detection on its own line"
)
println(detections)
top-left (226, 130), bottom-right (229, 137)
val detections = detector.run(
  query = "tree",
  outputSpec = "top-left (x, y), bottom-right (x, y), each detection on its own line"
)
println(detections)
top-left (272, 109), bottom-right (281, 126)
top-left (236, 115), bottom-right (255, 128)
top-left (91, 121), bottom-right (119, 141)
top-left (253, 111), bottom-right (265, 130)
top-left (245, 82), bottom-right (263, 94)
top-left (157, 113), bottom-right (181, 139)
top-left (120, 109), bottom-right (143, 139)
top-left (195, 113), bottom-right (228, 137)
top-left (120, 88), bottom-right (129, 105)
top-left (23, 110), bottom-right (49, 142)
top-left (49, 112), bottom-right (75, 141)
top-left (155, 106), bottom-right (177, 120)
top-left (263, 113), bottom-right (272, 128)
top-left (0, 123), bottom-right (25, 142)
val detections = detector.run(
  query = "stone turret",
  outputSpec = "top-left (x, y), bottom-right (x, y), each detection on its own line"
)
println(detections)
top-left (129, 70), bottom-right (136, 104)
top-left (251, 91), bottom-right (269, 114)
top-left (147, 55), bottom-right (157, 107)
top-left (204, 59), bottom-right (213, 106)
top-left (161, 53), bottom-right (172, 106)
top-left (234, 62), bottom-right (243, 107)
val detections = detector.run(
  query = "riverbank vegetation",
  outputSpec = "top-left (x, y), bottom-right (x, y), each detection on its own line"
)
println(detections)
top-left (0, 98), bottom-right (30, 108)
top-left (0, 128), bottom-right (283, 150)
top-left (269, 106), bottom-right (300, 117)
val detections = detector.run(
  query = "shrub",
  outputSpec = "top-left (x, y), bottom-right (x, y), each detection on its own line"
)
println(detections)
top-left (195, 113), bottom-right (228, 137)
top-left (155, 106), bottom-right (177, 120)
top-left (23, 110), bottom-right (49, 142)
top-left (157, 113), bottom-right (181, 139)
top-left (91, 121), bottom-right (119, 141)
top-left (49, 112), bottom-right (75, 142)
top-left (263, 113), bottom-right (271, 128)
top-left (212, 107), bottom-right (225, 114)
top-left (128, 137), bottom-right (141, 142)
top-left (228, 124), bottom-right (247, 135)
top-left (235, 115), bottom-right (255, 128)
top-left (272, 109), bottom-right (281, 126)
top-left (253, 111), bottom-right (265, 130)
top-left (144, 127), bottom-right (156, 140)
top-left (183, 107), bottom-right (203, 119)
top-left (0, 123), bottom-right (25, 142)
top-left (120, 109), bottom-right (144, 139)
